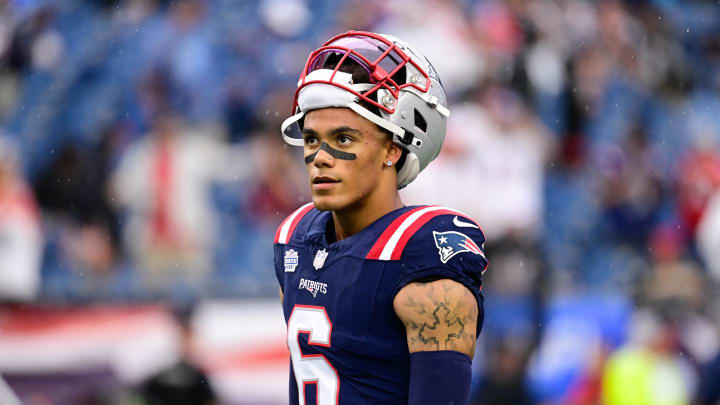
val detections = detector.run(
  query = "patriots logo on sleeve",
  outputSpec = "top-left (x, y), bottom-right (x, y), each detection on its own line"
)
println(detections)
top-left (433, 231), bottom-right (485, 263)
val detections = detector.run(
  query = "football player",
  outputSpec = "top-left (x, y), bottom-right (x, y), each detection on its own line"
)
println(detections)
top-left (274, 31), bottom-right (487, 404)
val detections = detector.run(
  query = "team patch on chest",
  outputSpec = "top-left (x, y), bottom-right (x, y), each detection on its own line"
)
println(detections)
top-left (299, 278), bottom-right (328, 297)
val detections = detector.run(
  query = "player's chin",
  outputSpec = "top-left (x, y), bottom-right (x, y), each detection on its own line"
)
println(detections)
top-left (311, 192), bottom-right (348, 212)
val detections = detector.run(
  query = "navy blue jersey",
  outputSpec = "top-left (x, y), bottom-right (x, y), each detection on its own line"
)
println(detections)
top-left (273, 203), bottom-right (487, 405)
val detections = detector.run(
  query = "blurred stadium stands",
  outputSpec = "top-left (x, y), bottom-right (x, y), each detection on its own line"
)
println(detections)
top-left (1, 0), bottom-right (720, 404)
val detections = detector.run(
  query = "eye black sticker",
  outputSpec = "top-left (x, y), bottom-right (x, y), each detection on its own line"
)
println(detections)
top-left (304, 142), bottom-right (357, 164)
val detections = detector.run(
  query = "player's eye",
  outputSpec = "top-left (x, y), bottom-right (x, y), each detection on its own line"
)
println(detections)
top-left (304, 135), bottom-right (319, 146)
top-left (337, 135), bottom-right (352, 145)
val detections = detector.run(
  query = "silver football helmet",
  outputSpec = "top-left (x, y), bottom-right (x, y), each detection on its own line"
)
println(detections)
top-left (281, 31), bottom-right (450, 188)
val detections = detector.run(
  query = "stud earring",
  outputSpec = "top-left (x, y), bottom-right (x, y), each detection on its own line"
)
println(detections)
top-left (386, 160), bottom-right (393, 166)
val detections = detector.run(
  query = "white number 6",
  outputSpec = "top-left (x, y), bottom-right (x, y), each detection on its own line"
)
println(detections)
top-left (287, 305), bottom-right (339, 405)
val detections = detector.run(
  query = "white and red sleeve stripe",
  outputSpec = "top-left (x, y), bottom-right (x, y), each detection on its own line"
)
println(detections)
top-left (274, 202), bottom-right (315, 244)
top-left (366, 206), bottom-right (483, 261)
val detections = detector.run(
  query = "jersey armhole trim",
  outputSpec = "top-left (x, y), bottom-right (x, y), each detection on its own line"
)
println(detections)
top-left (391, 271), bottom-right (484, 338)
top-left (274, 202), bottom-right (315, 244)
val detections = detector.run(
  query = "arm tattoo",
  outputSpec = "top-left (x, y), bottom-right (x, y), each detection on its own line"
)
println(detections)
top-left (394, 279), bottom-right (477, 355)
top-left (417, 302), bottom-right (464, 350)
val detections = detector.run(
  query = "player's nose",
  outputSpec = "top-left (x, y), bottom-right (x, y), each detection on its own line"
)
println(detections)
top-left (313, 147), bottom-right (334, 167)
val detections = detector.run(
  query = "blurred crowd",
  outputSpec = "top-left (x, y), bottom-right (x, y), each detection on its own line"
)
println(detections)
top-left (1, 0), bottom-right (720, 404)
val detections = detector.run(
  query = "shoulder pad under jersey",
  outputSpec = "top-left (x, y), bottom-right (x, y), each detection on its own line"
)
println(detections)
top-left (274, 202), bottom-right (315, 245)
top-left (365, 205), bottom-right (487, 270)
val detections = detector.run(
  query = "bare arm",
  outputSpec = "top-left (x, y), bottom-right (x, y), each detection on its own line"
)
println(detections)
top-left (393, 279), bottom-right (478, 358)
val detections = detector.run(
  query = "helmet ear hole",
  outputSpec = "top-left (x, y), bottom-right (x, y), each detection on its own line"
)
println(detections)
top-left (413, 109), bottom-right (427, 133)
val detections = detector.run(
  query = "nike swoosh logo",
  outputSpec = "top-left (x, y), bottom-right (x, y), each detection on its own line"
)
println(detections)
top-left (453, 216), bottom-right (479, 229)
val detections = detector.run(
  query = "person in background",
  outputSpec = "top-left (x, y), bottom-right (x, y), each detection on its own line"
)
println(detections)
top-left (0, 135), bottom-right (43, 302)
top-left (138, 304), bottom-right (217, 405)
top-left (111, 110), bottom-right (239, 290)
top-left (601, 309), bottom-right (694, 405)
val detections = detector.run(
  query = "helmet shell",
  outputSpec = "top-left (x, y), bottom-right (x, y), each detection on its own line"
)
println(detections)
top-left (282, 31), bottom-right (450, 188)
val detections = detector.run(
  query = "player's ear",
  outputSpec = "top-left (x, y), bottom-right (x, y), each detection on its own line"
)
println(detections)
top-left (384, 136), bottom-right (403, 166)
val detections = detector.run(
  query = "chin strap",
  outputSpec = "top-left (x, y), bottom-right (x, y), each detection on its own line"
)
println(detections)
top-left (347, 103), bottom-right (404, 136)
top-left (427, 95), bottom-right (450, 117)
top-left (281, 112), bottom-right (305, 146)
